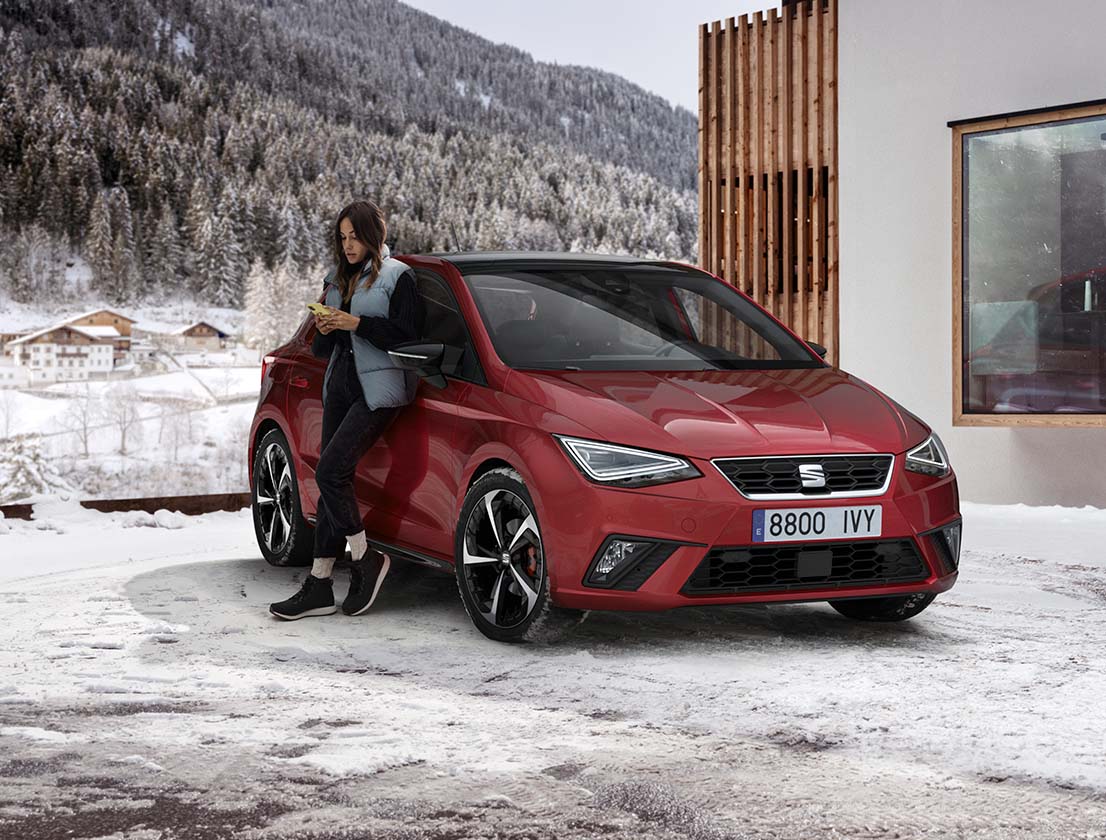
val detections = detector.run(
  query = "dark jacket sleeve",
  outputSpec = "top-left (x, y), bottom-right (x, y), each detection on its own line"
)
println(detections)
top-left (310, 329), bottom-right (335, 360)
top-left (310, 287), bottom-right (337, 359)
top-left (355, 270), bottom-right (426, 351)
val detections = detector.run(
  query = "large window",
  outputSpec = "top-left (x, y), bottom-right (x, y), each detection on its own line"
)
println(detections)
top-left (954, 102), bottom-right (1106, 426)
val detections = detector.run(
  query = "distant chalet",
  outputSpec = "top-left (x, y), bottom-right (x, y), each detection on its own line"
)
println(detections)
top-left (0, 309), bottom-right (236, 386)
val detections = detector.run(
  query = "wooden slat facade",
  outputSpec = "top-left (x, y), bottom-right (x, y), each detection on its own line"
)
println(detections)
top-left (698, 0), bottom-right (839, 364)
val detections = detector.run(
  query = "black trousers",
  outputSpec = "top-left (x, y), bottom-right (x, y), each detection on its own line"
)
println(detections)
top-left (313, 348), bottom-right (400, 559)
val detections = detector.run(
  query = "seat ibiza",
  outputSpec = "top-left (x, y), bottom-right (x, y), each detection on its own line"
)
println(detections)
top-left (249, 253), bottom-right (961, 642)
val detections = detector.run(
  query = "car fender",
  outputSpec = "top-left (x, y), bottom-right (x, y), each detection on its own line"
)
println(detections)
top-left (247, 407), bottom-right (297, 488)
top-left (456, 438), bottom-right (546, 518)
top-left (456, 433), bottom-right (580, 592)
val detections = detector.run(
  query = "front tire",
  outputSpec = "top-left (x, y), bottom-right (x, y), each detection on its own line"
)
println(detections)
top-left (454, 467), bottom-right (587, 643)
top-left (829, 592), bottom-right (936, 622)
top-left (252, 428), bottom-right (313, 567)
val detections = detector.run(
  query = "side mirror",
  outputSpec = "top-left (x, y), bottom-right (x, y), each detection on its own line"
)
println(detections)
top-left (807, 342), bottom-right (828, 360)
top-left (388, 341), bottom-right (463, 389)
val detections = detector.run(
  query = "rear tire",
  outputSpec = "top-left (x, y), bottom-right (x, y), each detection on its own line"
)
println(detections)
top-left (829, 592), bottom-right (936, 622)
top-left (454, 467), bottom-right (587, 644)
top-left (251, 427), bottom-right (314, 567)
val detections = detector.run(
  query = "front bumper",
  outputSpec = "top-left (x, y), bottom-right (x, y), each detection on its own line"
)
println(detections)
top-left (539, 451), bottom-right (960, 612)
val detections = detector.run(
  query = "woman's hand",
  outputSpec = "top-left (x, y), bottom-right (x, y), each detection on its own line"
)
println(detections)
top-left (316, 309), bottom-right (360, 333)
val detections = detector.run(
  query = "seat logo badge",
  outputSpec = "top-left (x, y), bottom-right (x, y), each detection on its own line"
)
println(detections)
top-left (799, 464), bottom-right (826, 489)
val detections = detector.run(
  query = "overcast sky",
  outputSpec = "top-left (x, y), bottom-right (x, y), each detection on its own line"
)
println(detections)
top-left (401, 0), bottom-right (778, 113)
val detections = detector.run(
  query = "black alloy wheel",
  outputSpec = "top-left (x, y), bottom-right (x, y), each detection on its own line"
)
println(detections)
top-left (252, 428), bottom-right (313, 567)
top-left (454, 467), bottom-right (587, 643)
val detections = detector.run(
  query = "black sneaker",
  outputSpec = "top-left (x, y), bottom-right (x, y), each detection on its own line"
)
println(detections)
top-left (342, 550), bottom-right (391, 616)
top-left (269, 574), bottom-right (336, 620)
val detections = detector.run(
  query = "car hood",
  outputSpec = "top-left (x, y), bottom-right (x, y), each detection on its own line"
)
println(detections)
top-left (505, 367), bottom-right (927, 458)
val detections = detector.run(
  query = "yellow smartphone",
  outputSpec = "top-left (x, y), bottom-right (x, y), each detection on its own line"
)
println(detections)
top-left (306, 302), bottom-right (331, 316)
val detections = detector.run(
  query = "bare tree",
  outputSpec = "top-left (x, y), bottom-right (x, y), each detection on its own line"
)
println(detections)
top-left (218, 368), bottom-right (235, 400)
top-left (163, 407), bottom-right (192, 463)
top-left (215, 413), bottom-right (253, 490)
top-left (104, 384), bottom-right (145, 455)
top-left (57, 384), bottom-right (97, 456)
top-left (0, 390), bottom-right (15, 439)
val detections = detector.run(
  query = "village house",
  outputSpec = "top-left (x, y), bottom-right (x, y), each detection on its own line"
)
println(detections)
top-left (63, 308), bottom-right (136, 364)
top-left (133, 320), bottom-right (233, 352)
top-left (5, 324), bottom-right (116, 384)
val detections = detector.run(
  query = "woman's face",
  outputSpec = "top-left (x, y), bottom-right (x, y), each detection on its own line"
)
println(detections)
top-left (339, 217), bottom-right (369, 265)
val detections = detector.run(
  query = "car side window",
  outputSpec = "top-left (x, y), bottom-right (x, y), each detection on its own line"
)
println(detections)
top-left (415, 269), bottom-right (486, 385)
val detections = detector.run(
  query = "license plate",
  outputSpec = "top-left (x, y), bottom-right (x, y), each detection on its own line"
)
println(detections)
top-left (752, 505), bottom-right (882, 543)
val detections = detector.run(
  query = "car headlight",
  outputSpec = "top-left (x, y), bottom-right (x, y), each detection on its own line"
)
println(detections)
top-left (905, 433), bottom-right (951, 477)
top-left (553, 435), bottom-right (702, 488)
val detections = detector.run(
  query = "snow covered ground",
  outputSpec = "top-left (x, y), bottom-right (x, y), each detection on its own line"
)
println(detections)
top-left (1, 362), bottom-right (260, 503)
top-left (1, 392), bottom-right (256, 502)
top-left (0, 500), bottom-right (1104, 838)
top-left (0, 289), bottom-right (262, 502)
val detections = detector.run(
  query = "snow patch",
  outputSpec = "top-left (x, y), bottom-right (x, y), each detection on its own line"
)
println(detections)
top-left (112, 753), bottom-right (166, 772)
top-left (286, 739), bottom-right (423, 777)
top-left (1, 725), bottom-right (79, 743)
top-left (173, 31), bottom-right (194, 58)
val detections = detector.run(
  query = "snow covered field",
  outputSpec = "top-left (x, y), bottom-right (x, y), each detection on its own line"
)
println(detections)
top-left (1, 364), bottom-right (260, 503)
top-left (0, 293), bottom-right (263, 503)
top-left (1, 500), bottom-right (1104, 838)
top-left (1, 392), bottom-right (256, 502)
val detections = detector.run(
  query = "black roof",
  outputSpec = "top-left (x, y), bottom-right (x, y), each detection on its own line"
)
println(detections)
top-left (419, 250), bottom-right (685, 274)
top-left (424, 251), bottom-right (652, 264)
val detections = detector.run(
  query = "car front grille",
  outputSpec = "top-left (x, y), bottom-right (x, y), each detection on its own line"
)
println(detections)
top-left (712, 454), bottom-right (893, 498)
top-left (681, 538), bottom-right (929, 595)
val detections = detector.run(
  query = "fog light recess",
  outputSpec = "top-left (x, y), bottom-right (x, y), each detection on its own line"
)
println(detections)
top-left (925, 518), bottom-right (962, 573)
top-left (584, 535), bottom-right (683, 590)
top-left (939, 520), bottom-right (962, 570)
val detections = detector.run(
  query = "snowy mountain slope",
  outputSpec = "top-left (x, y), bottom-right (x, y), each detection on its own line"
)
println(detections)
top-left (1, 0), bottom-right (696, 191)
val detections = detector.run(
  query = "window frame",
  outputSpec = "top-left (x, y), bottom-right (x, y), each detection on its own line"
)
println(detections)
top-left (413, 268), bottom-right (487, 387)
top-left (952, 99), bottom-right (1106, 428)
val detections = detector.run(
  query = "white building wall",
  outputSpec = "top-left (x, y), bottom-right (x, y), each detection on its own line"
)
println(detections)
top-left (838, 0), bottom-right (1106, 506)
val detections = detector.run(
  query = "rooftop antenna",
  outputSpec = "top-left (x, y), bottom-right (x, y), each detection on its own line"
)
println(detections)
top-left (449, 220), bottom-right (462, 252)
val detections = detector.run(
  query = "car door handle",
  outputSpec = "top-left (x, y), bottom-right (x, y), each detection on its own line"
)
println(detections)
top-left (290, 376), bottom-right (311, 389)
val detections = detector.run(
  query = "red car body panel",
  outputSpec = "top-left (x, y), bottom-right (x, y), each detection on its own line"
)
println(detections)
top-left (249, 254), bottom-right (960, 611)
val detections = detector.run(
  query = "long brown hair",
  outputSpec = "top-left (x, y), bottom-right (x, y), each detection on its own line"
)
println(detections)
top-left (333, 200), bottom-right (387, 305)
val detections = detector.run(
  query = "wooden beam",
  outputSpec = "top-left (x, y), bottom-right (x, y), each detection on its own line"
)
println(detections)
top-left (825, 0), bottom-right (838, 365)
top-left (723, 18), bottom-right (736, 352)
top-left (811, 0), bottom-right (823, 350)
top-left (698, 22), bottom-right (708, 277)
top-left (781, 4), bottom-right (793, 332)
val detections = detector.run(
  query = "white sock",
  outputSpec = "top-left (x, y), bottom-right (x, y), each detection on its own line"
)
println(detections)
top-left (347, 531), bottom-right (367, 561)
top-left (311, 557), bottom-right (336, 579)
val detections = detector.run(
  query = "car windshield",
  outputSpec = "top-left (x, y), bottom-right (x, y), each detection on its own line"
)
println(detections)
top-left (461, 264), bottom-right (823, 371)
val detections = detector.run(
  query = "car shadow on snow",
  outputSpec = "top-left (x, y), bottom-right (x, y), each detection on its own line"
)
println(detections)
top-left (122, 555), bottom-right (953, 660)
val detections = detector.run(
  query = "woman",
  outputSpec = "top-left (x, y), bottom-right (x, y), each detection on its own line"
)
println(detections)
top-left (270, 199), bottom-right (425, 620)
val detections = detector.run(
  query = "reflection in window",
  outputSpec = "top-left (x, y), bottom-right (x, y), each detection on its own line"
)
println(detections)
top-left (963, 112), bottom-right (1106, 414)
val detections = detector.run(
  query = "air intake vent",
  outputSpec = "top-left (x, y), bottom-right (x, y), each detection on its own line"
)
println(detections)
top-left (682, 538), bottom-right (928, 595)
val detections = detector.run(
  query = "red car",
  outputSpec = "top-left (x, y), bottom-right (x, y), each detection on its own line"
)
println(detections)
top-left (249, 253), bottom-right (961, 642)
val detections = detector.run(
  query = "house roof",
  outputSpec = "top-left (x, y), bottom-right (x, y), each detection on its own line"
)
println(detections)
top-left (8, 324), bottom-right (117, 345)
top-left (64, 308), bottom-right (138, 324)
top-left (69, 325), bottom-right (122, 339)
top-left (175, 321), bottom-right (229, 337)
